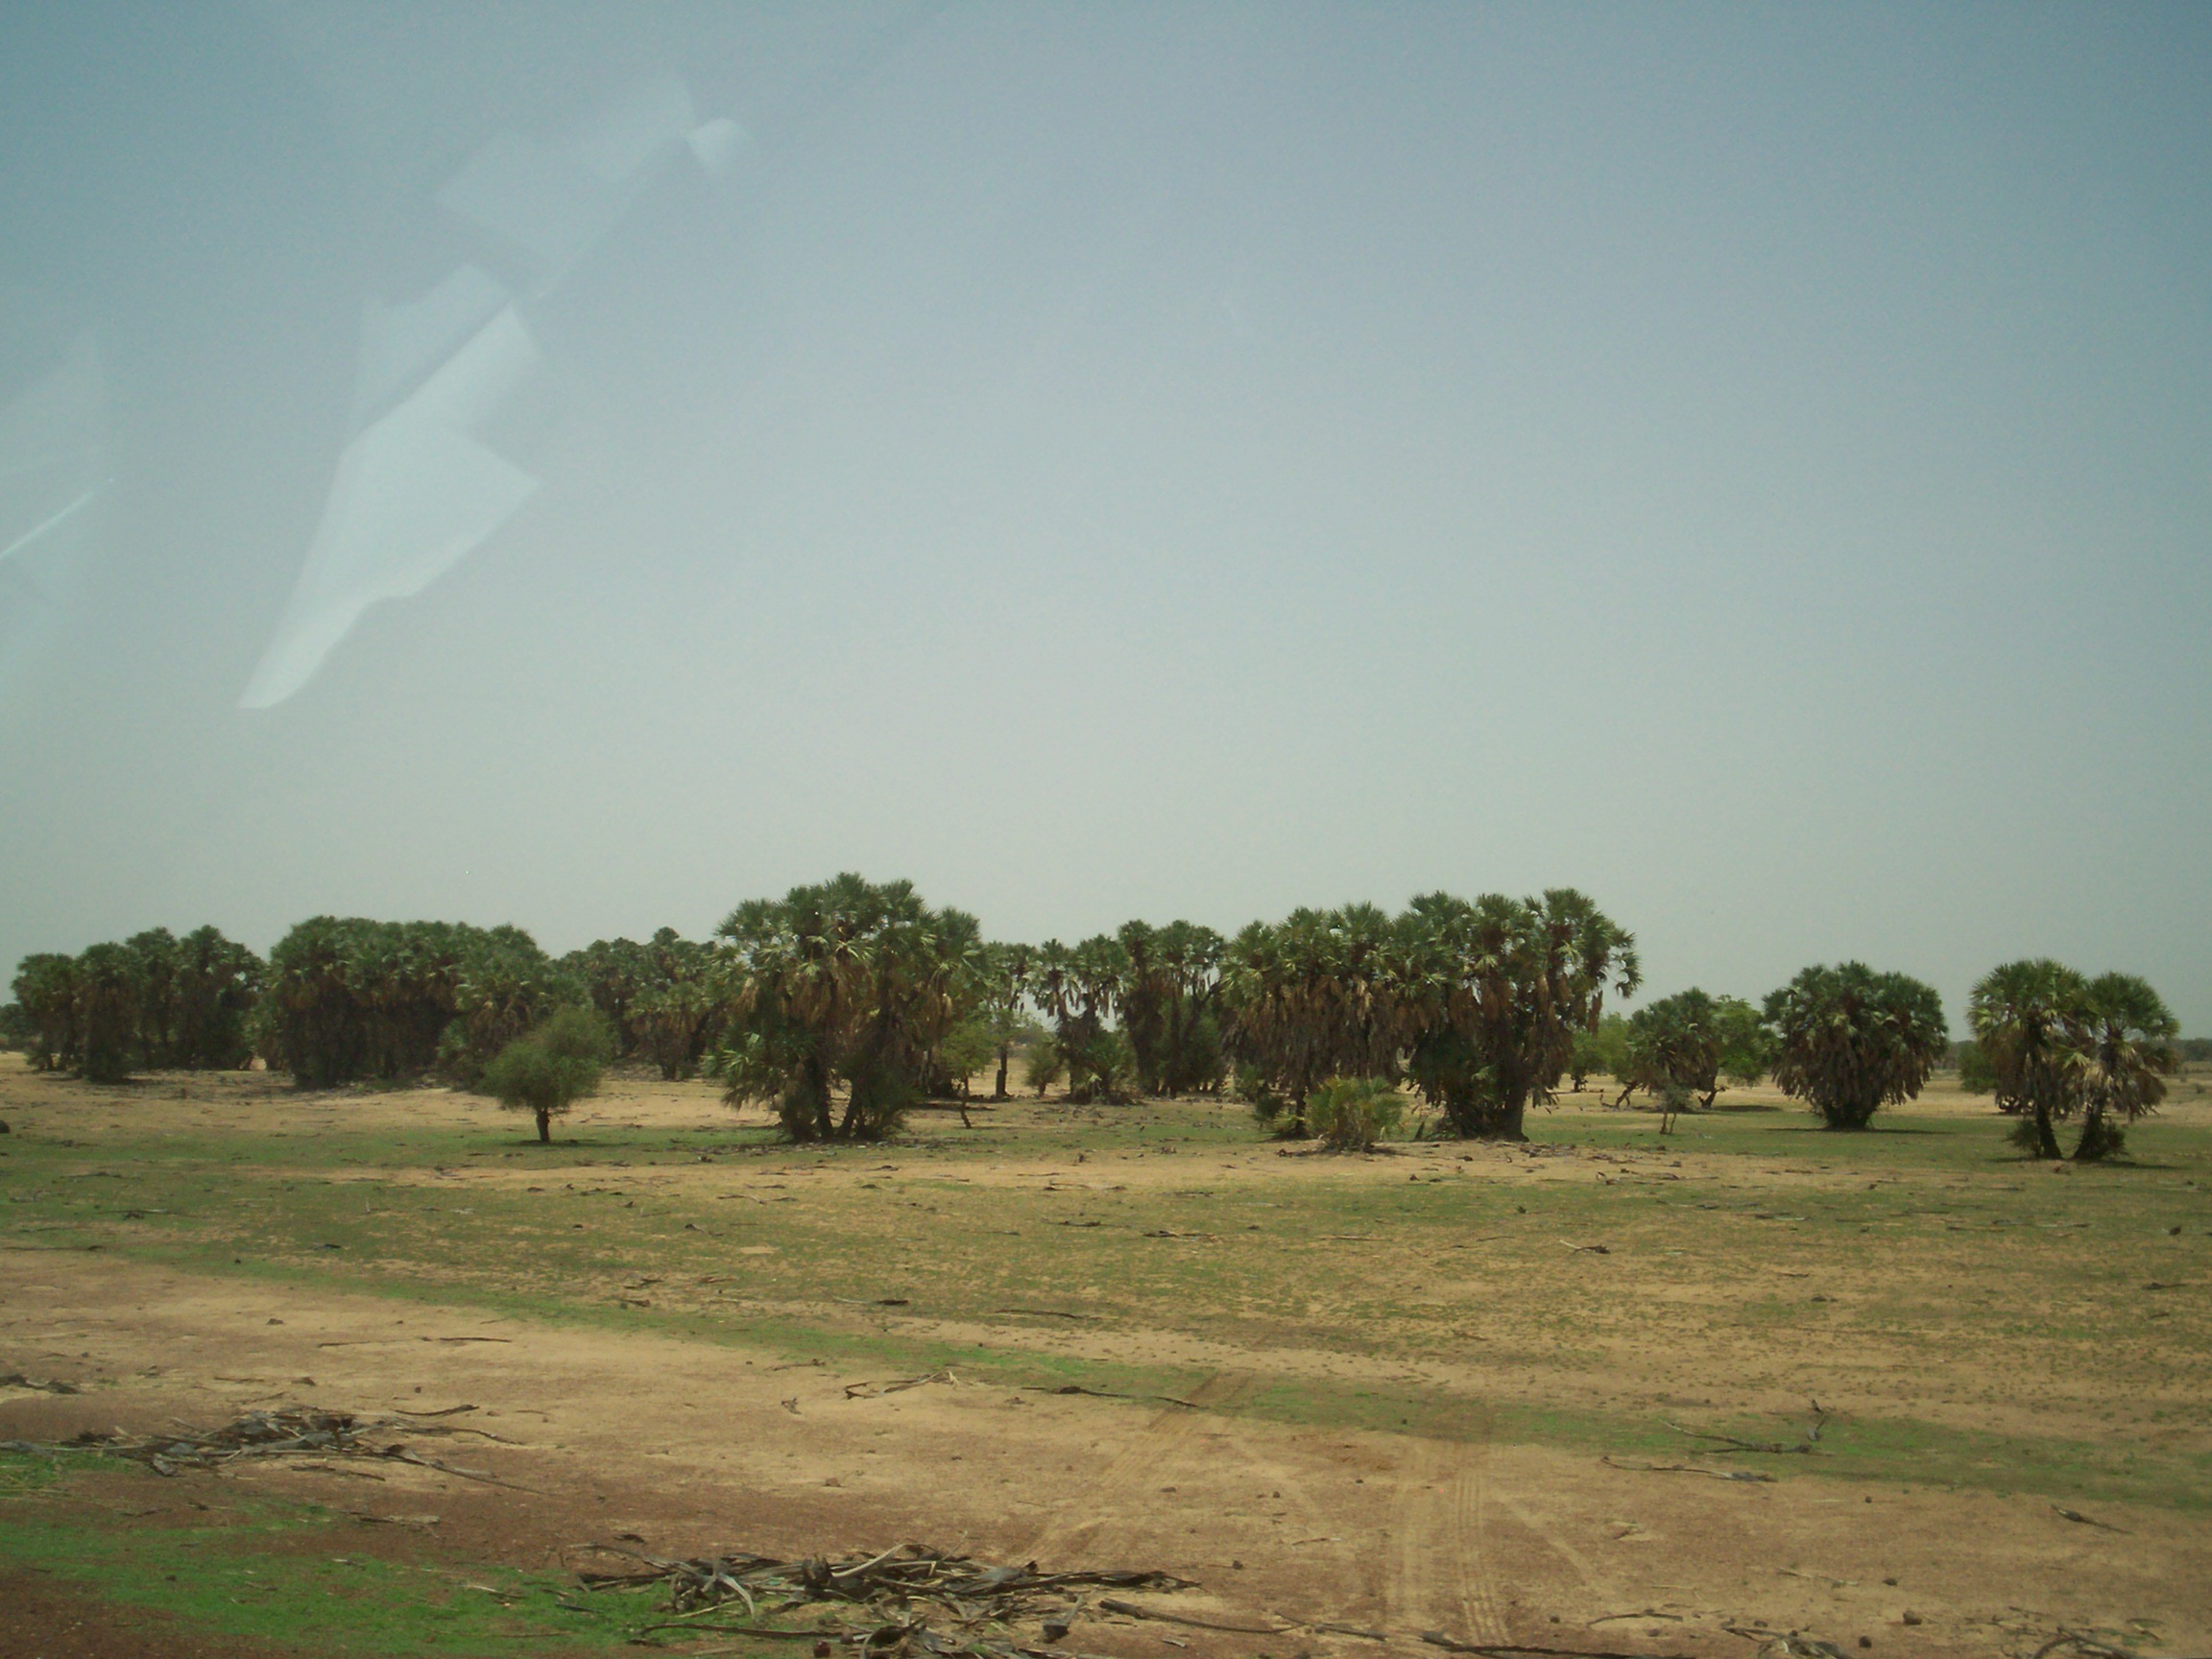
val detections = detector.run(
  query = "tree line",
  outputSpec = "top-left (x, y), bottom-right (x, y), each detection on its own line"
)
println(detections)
top-left (8, 927), bottom-right (264, 1082)
top-left (2, 878), bottom-right (2184, 1156)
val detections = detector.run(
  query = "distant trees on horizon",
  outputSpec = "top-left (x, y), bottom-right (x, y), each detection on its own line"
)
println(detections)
top-left (8, 926), bottom-right (262, 1082)
top-left (1, 878), bottom-right (2188, 1153)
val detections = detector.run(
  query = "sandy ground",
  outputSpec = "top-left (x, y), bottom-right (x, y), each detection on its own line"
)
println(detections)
top-left (7, 1252), bottom-right (2206, 1659)
top-left (3, 1065), bottom-right (2209, 1658)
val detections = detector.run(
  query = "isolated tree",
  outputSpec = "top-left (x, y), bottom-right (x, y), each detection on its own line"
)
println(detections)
top-left (1400, 889), bottom-right (1641, 1140)
top-left (709, 875), bottom-right (981, 1142)
top-left (481, 1007), bottom-right (611, 1142)
top-left (11, 953), bottom-right (82, 1071)
top-left (1967, 958), bottom-right (2088, 1159)
top-left (1766, 962), bottom-right (1948, 1130)
top-left (2074, 973), bottom-right (2177, 1162)
top-left (1306, 1075), bottom-right (1405, 1151)
top-left (936, 1011), bottom-right (998, 1096)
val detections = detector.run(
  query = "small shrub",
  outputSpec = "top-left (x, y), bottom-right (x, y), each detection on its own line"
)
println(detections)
top-left (479, 1007), bottom-right (609, 1143)
top-left (1022, 1035), bottom-right (1065, 1097)
top-left (1307, 1075), bottom-right (1404, 1151)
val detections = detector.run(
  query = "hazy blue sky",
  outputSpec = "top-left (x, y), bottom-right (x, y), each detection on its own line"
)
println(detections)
top-left (2, 2), bottom-right (2207, 1028)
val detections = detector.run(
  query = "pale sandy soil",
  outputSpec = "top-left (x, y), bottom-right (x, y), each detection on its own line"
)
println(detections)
top-left (6, 1255), bottom-right (2205, 1659)
top-left (3, 1060), bottom-right (2209, 1658)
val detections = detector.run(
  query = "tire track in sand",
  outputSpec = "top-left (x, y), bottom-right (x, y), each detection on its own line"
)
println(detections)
top-left (1022, 1373), bottom-right (1262, 1566)
top-left (1385, 1417), bottom-right (1510, 1646)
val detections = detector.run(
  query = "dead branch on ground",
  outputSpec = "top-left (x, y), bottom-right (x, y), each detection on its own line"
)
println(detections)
top-left (1599, 1455), bottom-right (1775, 1483)
top-left (2, 1406), bottom-right (542, 1491)
top-left (574, 1540), bottom-right (1199, 1657)
top-left (1665, 1400), bottom-right (1829, 1455)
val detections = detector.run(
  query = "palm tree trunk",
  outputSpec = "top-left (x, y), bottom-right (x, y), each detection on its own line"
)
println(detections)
top-left (2032, 1098), bottom-right (2061, 1159)
top-left (994, 1046), bottom-right (1010, 1101)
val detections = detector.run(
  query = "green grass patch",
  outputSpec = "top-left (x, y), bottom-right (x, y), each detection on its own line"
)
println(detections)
top-left (0, 1460), bottom-right (629, 1654)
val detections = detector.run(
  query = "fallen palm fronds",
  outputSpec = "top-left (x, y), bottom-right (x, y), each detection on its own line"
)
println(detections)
top-left (0, 1406), bottom-right (541, 1490)
top-left (991, 1308), bottom-right (1102, 1322)
top-left (1038, 1383), bottom-right (1202, 1408)
top-left (573, 1540), bottom-right (1198, 1655)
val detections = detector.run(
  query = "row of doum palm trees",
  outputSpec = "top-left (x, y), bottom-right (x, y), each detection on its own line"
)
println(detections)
top-left (6, 878), bottom-right (2181, 1157)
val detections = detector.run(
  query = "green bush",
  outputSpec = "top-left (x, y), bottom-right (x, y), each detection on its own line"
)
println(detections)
top-left (1307, 1075), bottom-right (1404, 1151)
top-left (478, 1008), bottom-right (609, 1142)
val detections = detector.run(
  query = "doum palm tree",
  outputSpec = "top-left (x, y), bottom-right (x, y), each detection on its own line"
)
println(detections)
top-left (2075, 973), bottom-right (2177, 1162)
top-left (1967, 959), bottom-right (2088, 1160)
